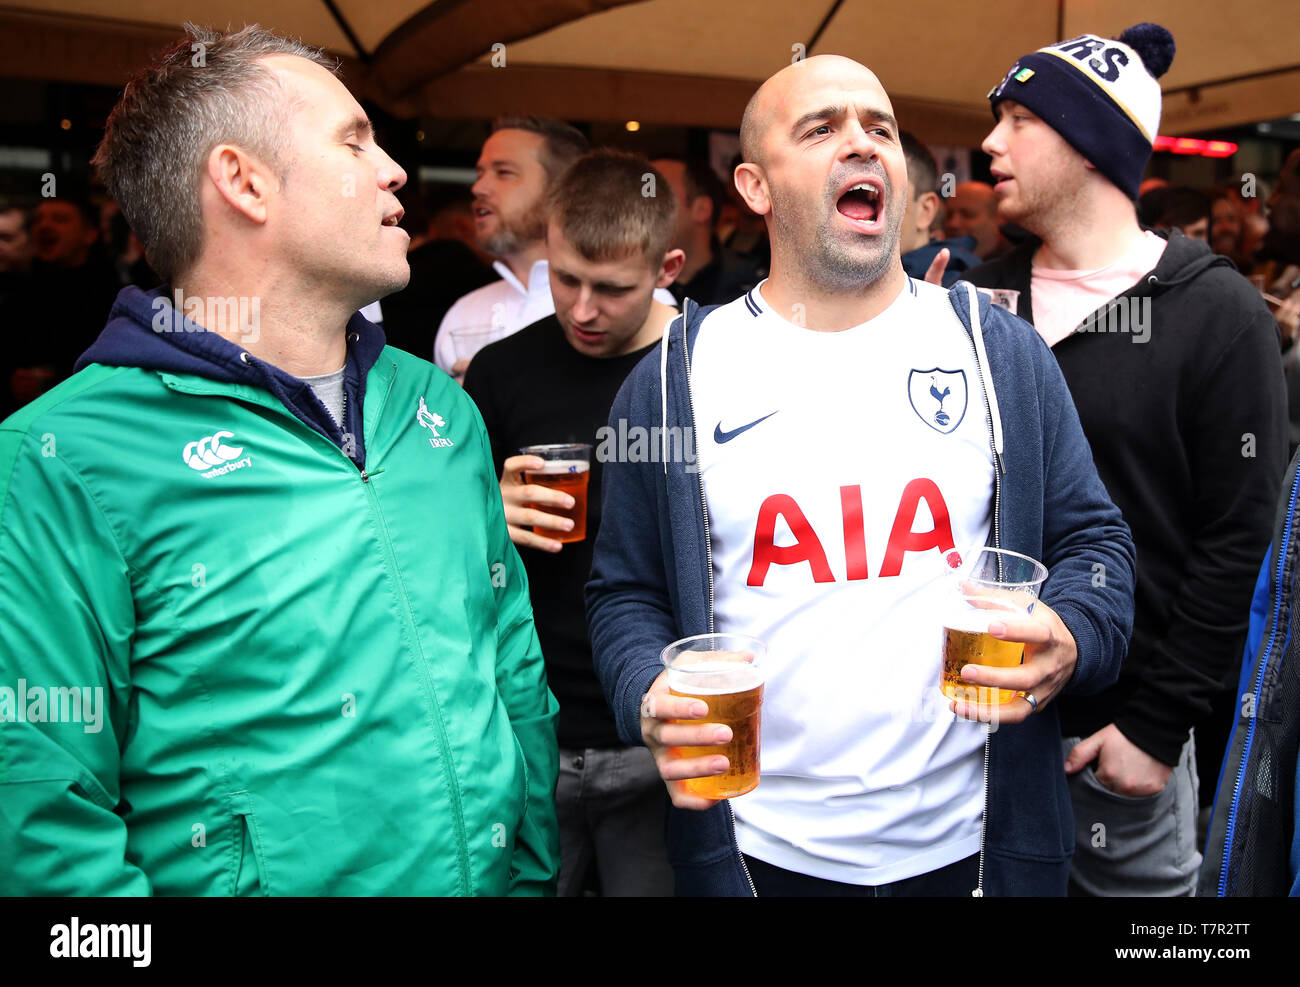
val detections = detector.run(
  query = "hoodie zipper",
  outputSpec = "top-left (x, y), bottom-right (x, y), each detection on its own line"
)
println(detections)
top-left (681, 301), bottom-right (717, 636)
top-left (964, 301), bottom-right (1003, 899)
top-left (679, 298), bottom-right (757, 897)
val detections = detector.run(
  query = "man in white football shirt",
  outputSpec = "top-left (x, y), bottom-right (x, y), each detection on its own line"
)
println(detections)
top-left (587, 54), bottom-right (1136, 896)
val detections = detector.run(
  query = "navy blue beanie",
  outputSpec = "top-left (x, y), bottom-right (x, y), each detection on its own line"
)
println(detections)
top-left (988, 23), bottom-right (1176, 199)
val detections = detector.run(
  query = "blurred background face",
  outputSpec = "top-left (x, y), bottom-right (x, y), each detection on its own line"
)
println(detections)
top-left (30, 200), bottom-right (96, 267)
top-left (651, 159), bottom-right (696, 252)
top-left (0, 209), bottom-right (30, 271)
top-left (471, 129), bottom-right (550, 258)
top-left (1264, 152), bottom-right (1300, 256)
top-left (899, 183), bottom-right (937, 254)
top-left (547, 219), bottom-right (659, 358)
top-left (1180, 216), bottom-right (1209, 241)
top-left (943, 181), bottom-right (1000, 253)
top-left (1210, 198), bottom-right (1242, 256)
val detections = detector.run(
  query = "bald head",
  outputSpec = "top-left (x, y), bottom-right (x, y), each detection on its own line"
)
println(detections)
top-left (739, 55), bottom-right (888, 167)
top-left (951, 181), bottom-right (995, 211)
top-left (731, 53), bottom-right (907, 303)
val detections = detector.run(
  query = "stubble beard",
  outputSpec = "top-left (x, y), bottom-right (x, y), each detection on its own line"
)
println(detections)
top-left (771, 179), bottom-right (901, 293)
top-left (479, 195), bottom-right (548, 259)
top-left (994, 184), bottom-right (1042, 237)
top-left (998, 155), bottom-right (1091, 243)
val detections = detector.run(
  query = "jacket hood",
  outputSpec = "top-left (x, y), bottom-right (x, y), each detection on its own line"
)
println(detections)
top-left (1142, 228), bottom-right (1236, 291)
top-left (76, 285), bottom-right (387, 466)
top-left (981, 229), bottom-right (1232, 294)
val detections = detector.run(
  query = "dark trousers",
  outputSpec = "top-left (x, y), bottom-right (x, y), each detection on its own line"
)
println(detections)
top-left (556, 745), bottom-right (675, 896)
top-left (743, 851), bottom-right (980, 897)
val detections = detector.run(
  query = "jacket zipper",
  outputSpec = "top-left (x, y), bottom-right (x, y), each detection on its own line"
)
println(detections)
top-left (358, 469), bottom-right (474, 893)
top-left (176, 366), bottom-right (474, 891)
top-left (1219, 463), bottom-right (1299, 894)
top-left (679, 299), bottom-right (757, 897)
top-left (965, 307), bottom-right (1002, 899)
top-left (346, 365), bottom-right (472, 894)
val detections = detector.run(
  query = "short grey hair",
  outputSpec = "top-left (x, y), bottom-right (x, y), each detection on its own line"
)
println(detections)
top-left (92, 23), bottom-right (339, 282)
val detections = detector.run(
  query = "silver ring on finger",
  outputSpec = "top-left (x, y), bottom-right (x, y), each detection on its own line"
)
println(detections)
top-left (1023, 692), bottom-right (1039, 713)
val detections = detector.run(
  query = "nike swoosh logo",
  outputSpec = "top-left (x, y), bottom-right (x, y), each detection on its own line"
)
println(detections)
top-left (714, 412), bottom-right (778, 444)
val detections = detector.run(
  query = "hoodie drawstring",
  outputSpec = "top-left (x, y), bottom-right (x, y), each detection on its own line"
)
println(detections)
top-left (662, 298), bottom-right (688, 474)
top-left (966, 283), bottom-right (1004, 458)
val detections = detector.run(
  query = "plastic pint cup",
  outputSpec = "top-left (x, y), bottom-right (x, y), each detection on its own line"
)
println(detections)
top-left (450, 324), bottom-right (506, 365)
top-left (940, 547), bottom-right (1048, 705)
top-left (662, 633), bottom-right (765, 798)
top-left (519, 443), bottom-right (591, 543)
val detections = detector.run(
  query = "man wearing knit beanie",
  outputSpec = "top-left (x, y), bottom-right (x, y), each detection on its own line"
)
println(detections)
top-left (963, 24), bottom-right (1288, 896)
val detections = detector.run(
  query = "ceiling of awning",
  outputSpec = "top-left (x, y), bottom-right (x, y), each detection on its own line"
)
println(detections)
top-left (0, 0), bottom-right (1296, 142)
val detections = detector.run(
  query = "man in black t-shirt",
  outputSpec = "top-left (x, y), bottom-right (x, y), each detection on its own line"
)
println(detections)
top-left (464, 150), bottom-right (683, 895)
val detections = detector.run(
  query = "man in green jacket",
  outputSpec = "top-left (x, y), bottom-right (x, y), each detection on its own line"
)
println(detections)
top-left (0, 24), bottom-right (559, 895)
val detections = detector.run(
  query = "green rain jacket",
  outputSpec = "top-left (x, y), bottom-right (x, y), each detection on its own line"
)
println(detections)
top-left (0, 286), bottom-right (559, 895)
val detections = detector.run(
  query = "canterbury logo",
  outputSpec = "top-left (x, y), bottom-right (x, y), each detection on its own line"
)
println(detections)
top-left (183, 431), bottom-right (253, 479)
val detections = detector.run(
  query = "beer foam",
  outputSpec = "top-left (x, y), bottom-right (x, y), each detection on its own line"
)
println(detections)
top-left (530, 460), bottom-right (590, 474)
top-left (942, 600), bottom-right (1022, 635)
top-left (666, 661), bottom-right (763, 695)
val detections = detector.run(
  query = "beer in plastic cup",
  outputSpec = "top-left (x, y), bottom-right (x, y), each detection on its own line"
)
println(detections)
top-left (939, 547), bottom-right (1048, 706)
top-left (519, 443), bottom-right (591, 544)
top-left (662, 633), bottom-right (765, 799)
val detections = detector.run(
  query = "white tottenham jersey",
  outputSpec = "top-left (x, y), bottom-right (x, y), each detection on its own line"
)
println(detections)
top-left (691, 277), bottom-right (995, 885)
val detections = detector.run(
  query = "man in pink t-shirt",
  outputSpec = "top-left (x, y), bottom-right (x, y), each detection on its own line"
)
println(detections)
top-left (960, 23), bottom-right (1288, 896)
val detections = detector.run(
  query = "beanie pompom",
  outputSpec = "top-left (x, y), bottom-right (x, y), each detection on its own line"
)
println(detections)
top-left (1118, 23), bottom-right (1175, 78)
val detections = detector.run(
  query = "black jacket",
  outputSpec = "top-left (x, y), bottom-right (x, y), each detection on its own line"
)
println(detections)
top-left (964, 231), bottom-right (1288, 766)
top-left (668, 238), bottom-right (763, 308)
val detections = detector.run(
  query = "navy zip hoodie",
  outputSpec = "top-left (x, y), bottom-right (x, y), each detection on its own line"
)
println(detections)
top-left (586, 281), bottom-right (1136, 896)
top-left (75, 285), bottom-right (387, 468)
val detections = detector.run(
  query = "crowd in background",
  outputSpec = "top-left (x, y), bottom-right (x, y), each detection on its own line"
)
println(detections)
top-left (4, 146), bottom-right (1300, 421)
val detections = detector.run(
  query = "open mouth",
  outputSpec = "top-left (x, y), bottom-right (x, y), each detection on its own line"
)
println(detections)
top-left (381, 209), bottom-right (404, 227)
top-left (835, 181), bottom-right (882, 227)
top-left (569, 323), bottom-right (602, 344)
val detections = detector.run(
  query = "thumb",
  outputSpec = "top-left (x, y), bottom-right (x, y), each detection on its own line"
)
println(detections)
top-left (1063, 733), bottom-right (1102, 774)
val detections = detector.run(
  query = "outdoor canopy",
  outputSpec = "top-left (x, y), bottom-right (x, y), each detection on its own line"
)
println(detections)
top-left (0, 0), bottom-right (1295, 143)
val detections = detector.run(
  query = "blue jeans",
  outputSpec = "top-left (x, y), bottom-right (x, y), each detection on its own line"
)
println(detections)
top-left (556, 745), bottom-right (675, 896)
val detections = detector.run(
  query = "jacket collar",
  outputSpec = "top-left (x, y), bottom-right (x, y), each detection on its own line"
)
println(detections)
top-left (76, 285), bottom-right (387, 467)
